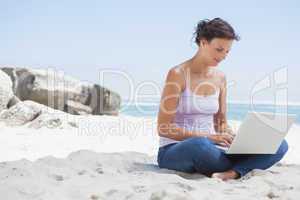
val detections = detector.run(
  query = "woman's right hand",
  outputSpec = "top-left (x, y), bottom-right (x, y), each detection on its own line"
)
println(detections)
top-left (207, 133), bottom-right (234, 147)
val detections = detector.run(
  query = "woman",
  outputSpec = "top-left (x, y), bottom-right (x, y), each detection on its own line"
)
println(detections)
top-left (156, 18), bottom-right (288, 181)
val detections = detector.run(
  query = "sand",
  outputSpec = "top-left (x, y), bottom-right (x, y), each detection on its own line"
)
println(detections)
top-left (0, 114), bottom-right (299, 200)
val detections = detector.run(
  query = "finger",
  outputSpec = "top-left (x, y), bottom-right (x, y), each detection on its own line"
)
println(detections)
top-left (218, 137), bottom-right (230, 147)
top-left (227, 134), bottom-right (235, 141)
top-left (218, 142), bottom-right (228, 147)
top-left (224, 133), bottom-right (234, 141)
top-left (223, 135), bottom-right (233, 144)
top-left (225, 139), bottom-right (231, 146)
top-left (221, 140), bottom-right (231, 147)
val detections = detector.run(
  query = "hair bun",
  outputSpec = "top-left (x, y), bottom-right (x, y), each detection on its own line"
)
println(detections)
top-left (194, 19), bottom-right (208, 44)
top-left (193, 18), bottom-right (239, 45)
top-left (196, 19), bottom-right (208, 32)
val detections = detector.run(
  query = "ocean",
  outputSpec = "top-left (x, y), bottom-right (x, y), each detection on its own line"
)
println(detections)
top-left (120, 102), bottom-right (300, 124)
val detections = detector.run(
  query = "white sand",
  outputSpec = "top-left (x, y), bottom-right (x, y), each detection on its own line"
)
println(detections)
top-left (0, 114), bottom-right (299, 200)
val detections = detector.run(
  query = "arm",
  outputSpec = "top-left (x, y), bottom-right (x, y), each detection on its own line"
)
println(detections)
top-left (157, 68), bottom-right (209, 141)
top-left (214, 73), bottom-right (234, 134)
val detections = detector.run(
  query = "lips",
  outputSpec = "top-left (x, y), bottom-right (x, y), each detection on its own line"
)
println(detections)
top-left (214, 58), bottom-right (220, 63)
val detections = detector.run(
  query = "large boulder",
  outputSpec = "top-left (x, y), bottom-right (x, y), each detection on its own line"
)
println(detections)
top-left (0, 101), bottom-right (41, 126)
top-left (0, 69), bottom-right (15, 112)
top-left (1, 67), bottom-right (121, 116)
top-left (0, 100), bottom-right (78, 129)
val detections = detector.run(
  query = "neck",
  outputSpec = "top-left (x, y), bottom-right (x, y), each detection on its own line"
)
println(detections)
top-left (187, 51), bottom-right (210, 74)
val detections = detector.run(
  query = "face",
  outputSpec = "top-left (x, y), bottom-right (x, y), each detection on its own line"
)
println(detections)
top-left (200, 38), bottom-right (233, 67)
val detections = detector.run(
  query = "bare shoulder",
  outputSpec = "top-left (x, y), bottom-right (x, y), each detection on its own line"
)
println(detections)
top-left (165, 65), bottom-right (185, 91)
top-left (169, 65), bottom-right (184, 76)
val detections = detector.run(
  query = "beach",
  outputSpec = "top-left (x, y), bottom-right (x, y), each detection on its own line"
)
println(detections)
top-left (0, 113), bottom-right (299, 200)
top-left (1, 0), bottom-right (299, 198)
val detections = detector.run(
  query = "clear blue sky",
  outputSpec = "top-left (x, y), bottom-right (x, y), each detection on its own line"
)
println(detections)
top-left (1, 0), bottom-right (299, 104)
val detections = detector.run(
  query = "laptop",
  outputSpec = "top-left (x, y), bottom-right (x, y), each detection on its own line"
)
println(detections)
top-left (216, 112), bottom-right (297, 154)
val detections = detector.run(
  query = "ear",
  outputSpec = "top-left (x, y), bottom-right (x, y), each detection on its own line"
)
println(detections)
top-left (200, 38), bottom-right (208, 48)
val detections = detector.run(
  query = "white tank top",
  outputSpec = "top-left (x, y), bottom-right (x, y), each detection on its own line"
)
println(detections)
top-left (159, 70), bottom-right (220, 147)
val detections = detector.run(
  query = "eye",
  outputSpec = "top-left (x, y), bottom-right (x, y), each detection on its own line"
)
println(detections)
top-left (216, 48), bottom-right (223, 52)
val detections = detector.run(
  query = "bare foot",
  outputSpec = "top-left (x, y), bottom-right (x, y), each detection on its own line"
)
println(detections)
top-left (211, 170), bottom-right (240, 181)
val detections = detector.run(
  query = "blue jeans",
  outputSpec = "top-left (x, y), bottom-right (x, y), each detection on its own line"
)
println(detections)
top-left (157, 137), bottom-right (289, 177)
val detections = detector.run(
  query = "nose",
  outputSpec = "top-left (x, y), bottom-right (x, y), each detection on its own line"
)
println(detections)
top-left (217, 56), bottom-right (225, 62)
top-left (220, 53), bottom-right (227, 61)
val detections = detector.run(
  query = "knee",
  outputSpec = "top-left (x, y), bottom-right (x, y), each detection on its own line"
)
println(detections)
top-left (185, 136), bottom-right (212, 146)
top-left (277, 139), bottom-right (289, 157)
top-left (183, 137), bottom-right (219, 162)
top-left (184, 137), bottom-right (231, 174)
top-left (184, 137), bottom-right (213, 152)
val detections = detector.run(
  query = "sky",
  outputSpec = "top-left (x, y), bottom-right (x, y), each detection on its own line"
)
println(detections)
top-left (0, 0), bottom-right (299, 104)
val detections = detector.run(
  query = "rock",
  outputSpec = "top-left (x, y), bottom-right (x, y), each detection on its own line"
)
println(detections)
top-left (89, 84), bottom-right (120, 116)
top-left (1, 67), bottom-right (121, 116)
top-left (7, 95), bottom-right (21, 108)
top-left (65, 100), bottom-right (92, 115)
top-left (27, 113), bottom-right (64, 129)
top-left (26, 111), bottom-right (78, 129)
top-left (0, 70), bottom-right (14, 112)
top-left (0, 101), bottom-right (41, 126)
top-left (21, 101), bottom-right (79, 129)
top-left (0, 100), bottom-right (79, 129)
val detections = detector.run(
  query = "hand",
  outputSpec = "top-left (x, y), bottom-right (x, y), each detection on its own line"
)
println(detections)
top-left (207, 132), bottom-right (235, 147)
top-left (225, 125), bottom-right (236, 136)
